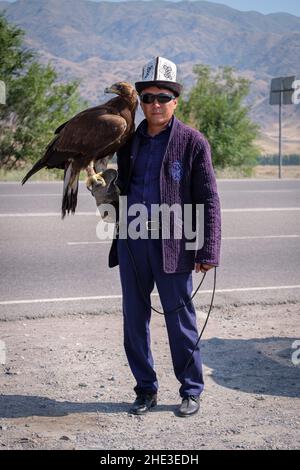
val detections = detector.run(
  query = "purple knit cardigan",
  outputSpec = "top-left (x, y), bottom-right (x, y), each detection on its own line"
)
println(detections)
top-left (108, 116), bottom-right (221, 273)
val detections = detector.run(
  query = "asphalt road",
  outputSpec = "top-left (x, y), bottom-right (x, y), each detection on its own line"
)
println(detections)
top-left (0, 178), bottom-right (299, 320)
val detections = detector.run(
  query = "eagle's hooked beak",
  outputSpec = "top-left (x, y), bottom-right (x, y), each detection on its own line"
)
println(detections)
top-left (104, 85), bottom-right (119, 95)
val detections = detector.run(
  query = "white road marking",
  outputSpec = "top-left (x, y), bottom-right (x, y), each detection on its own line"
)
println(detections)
top-left (2, 178), bottom-right (298, 183)
top-left (0, 189), bottom-right (299, 196)
top-left (1, 285), bottom-right (300, 305)
top-left (217, 178), bottom-right (300, 182)
top-left (0, 207), bottom-right (300, 217)
top-left (0, 193), bottom-right (90, 197)
top-left (68, 241), bottom-right (111, 245)
top-left (0, 295), bottom-right (123, 305)
top-left (0, 212), bottom-right (97, 217)
top-left (221, 190), bottom-right (300, 193)
top-left (67, 235), bottom-right (300, 246)
top-left (222, 207), bottom-right (300, 212)
top-left (223, 235), bottom-right (299, 240)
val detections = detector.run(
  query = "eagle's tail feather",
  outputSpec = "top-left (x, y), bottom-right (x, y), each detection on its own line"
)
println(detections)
top-left (61, 162), bottom-right (79, 219)
top-left (21, 159), bottom-right (46, 185)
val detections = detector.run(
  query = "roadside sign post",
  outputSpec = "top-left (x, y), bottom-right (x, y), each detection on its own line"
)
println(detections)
top-left (269, 76), bottom-right (295, 179)
top-left (0, 80), bottom-right (5, 105)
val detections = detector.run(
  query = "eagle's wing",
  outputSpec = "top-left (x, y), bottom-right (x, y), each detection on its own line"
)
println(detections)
top-left (53, 104), bottom-right (113, 135)
top-left (54, 120), bottom-right (69, 134)
top-left (54, 107), bottom-right (128, 159)
top-left (21, 107), bottom-right (129, 186)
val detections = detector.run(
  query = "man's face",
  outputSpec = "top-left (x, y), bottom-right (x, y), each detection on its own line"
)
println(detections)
top-left (139, 86), bottom-right (178, 127)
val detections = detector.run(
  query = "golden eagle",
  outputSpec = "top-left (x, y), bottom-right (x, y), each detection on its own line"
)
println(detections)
top-left (21, 82), bottom-right (138, 218)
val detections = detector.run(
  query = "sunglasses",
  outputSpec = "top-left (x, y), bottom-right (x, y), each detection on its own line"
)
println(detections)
top-left (140, 93), bottom-right (176, 104)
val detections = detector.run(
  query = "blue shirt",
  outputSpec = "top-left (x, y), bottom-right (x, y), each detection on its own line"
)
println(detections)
top-left (127, 117), bottom-right (172, 217)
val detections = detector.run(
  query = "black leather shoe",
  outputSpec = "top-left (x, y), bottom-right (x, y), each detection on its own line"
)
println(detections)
top-left (129, 393), bottom-right (157, 415)
top-left (177, 395), bottom-right (200, 417)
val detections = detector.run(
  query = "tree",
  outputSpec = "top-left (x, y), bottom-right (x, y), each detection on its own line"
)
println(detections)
top-left (0, 13), bottom-right (87, 168)
top-left (176, 64), bottom-right (260, 169)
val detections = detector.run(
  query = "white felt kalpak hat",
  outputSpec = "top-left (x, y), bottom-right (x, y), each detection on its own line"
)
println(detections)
top-left (135, 57), bottom-right (182, 97)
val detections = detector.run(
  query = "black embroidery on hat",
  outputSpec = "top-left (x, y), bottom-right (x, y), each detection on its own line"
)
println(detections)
top-left (162, 64), bottom-right (174, 80)
top-left (143, 63), bottom-right (154, 80)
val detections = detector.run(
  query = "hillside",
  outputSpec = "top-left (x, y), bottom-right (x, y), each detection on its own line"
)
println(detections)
top-left (1, 0), bottom-right (299, 154)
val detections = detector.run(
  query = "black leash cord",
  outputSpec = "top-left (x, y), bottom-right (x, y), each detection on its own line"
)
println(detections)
top-left (125, 238), bottom-right (207, 315)
top-left (183, 265), bottom-right (216, 372)
top-left (124, 239), bottom-right (217, 371)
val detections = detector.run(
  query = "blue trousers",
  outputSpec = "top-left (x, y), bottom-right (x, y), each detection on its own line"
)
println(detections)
top-left (117, 237), bottom-right (204, 398)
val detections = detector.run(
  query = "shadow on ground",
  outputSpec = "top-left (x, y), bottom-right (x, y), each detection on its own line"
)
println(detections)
top-left (0, 395), bottom-right (176, 419)
top-left (1, 336), bottom-right (299, 419)
top-left (202, 336), bottom-right (300, 398)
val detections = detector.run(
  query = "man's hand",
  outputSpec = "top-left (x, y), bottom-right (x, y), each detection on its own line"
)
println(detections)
top-left (195, 263), bottom-right (214, 274)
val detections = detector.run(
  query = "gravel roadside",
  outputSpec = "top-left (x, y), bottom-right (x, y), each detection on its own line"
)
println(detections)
top-left (0, 302), bottom-right (299, 450)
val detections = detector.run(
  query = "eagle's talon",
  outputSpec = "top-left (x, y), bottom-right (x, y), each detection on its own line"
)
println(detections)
top-left (86, 172), bottom-right (106, 191)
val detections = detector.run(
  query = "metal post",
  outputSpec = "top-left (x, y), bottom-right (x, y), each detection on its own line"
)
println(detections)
top-left (0, 80), bottom-right (5, 105)
top-left (279, 89), bottom-right (282, 179)
top-left (270, 76), bottom-right (295, 180)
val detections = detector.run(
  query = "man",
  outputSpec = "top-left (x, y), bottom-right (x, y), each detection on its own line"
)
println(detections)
top-left (108, 57), bottom-right (221, 417)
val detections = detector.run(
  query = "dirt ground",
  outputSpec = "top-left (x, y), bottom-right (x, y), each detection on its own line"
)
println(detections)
top-left (0, 302), bottom-right (299, 450)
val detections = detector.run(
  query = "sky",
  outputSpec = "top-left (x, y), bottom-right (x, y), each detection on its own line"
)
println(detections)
top-left (3, 0), bottom-right (300, 17)
top-left (202, 0), bottom-right (300, 16)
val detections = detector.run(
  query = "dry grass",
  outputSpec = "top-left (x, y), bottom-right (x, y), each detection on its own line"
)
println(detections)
top-left (215, 165), bottom-right (300, 179)
top-left (0, 164), bottom-right (299, 182)
top-left (0, 166), bottom-right (89, 183)
top-left (0, 166), bottom-right (62, 183)
top-left (252, 165), bottom-right (300, 179)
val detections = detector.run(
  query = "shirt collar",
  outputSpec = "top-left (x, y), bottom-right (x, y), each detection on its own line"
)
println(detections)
top-left (137, 115), bottom-right (174, 139)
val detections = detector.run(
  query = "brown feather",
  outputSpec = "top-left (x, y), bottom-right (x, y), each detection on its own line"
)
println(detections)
top-left (22, 82), bottom-right (138, 217)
